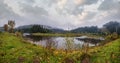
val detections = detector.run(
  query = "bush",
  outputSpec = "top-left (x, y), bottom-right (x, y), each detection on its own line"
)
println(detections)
top-left (105, 32), bottom-right (118, 40)
top-left (65, 37), bottom-right (74, 51)
top-left (15, 31), bottom-right (22, 37)
top-left (80, 53), bottom-right (90, 63)
top-left (111, 32), bottom-right (118, 40)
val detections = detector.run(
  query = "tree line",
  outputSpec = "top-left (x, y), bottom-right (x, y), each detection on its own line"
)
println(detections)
top-left (2, 20), bottom-right (51, 33)
top-left (71, 21), bottom-right (120, 35)
top-left (2, 20), bottom-right (120, 35)
top-left (30, 25), bottom-right (52, 33)
top-left (16, 25), bottom-right (52, 33)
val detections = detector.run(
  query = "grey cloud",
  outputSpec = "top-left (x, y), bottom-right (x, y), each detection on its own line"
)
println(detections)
top-left (82, 0), bottom-right (99, 5)
top-left (72, 6), bottom-right (84, 15)
top-left (20, 3), bottom-right (48, 17)
top-left (98, 0), bottom-right (120, 11)
top-left (56, 0), bottom-right (99, 16)
top-left (102, 11), bottom-right (120, 21)
top-left (98, 0), bottom-right (120, 21)
top-left (83, 12), bottom-right (96, 21)
top-left (71, 0), bottom-right (99, 15)
top-left (41, 0), bottom-right (58, 6)
top-left (56, 0), bottom-right (84, 16)
top-left (0, 0), bottom-right (16, 17)
top-left (64, 5), bottom-right (84, 15)
top-left (75, 0), bottom-right (99, 6)
top-left (24, 0), bottom-right (35, 3)
top-left (0, 0), bottom-right (120, 30)
top-left (0, 0), bottom-right (21, 26)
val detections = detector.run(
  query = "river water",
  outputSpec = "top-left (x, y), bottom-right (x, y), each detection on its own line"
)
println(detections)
top-left (25, 35), bottom-right (102, 50)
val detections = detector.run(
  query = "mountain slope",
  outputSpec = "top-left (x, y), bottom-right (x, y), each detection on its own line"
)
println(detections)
top-left (16, 24), bottom-right (65, 33)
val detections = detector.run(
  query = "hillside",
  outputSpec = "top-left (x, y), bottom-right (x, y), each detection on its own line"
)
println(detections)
top-left (0, 33), bottom-right (120, 63)
top-left (16, 24), bottom-right (65, 33)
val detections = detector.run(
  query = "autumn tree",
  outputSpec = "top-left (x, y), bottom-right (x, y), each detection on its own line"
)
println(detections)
top-left (4, 24), bottom-right (8, 32)
top-left (8, 20), bottom-right (15, 33)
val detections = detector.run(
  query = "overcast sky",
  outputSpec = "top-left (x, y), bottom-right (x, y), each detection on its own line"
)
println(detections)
top-left (0, 0), bottom-right (120, 30)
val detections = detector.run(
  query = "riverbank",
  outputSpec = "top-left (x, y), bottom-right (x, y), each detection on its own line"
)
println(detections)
top-left (89, 38), bottom-right (120, 63)
top-left (32, 33), bottom-right (82, 37)
top-left (0, 33), bottom-right (61, 63)
top-left (0, 32), bottom-right (120, 63)
top-left (31, 33), bottom-right (102, 38)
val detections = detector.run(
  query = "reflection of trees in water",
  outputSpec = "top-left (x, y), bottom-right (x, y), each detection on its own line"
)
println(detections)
top-left (26, 36), bottom-right (102, 50)
top-left (76, 38), bottom-right (102, 46)
top-left (26, 35), bottom-right (58, 49)
top-left (26, 35), bottom-right (45, 42)
top-left (45, 37), bottom-right (58, 49)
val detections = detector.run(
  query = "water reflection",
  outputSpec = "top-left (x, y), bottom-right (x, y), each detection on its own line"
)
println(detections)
top-left (25, 35), bottom-right (102, 50)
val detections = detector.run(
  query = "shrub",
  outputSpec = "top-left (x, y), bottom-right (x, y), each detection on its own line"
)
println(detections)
top-left (65, 37), bottom-right (74, 51)
top-left (111, 32), bottom-right (118, 40)
top-left (15, 31), bottom-right (22, 37)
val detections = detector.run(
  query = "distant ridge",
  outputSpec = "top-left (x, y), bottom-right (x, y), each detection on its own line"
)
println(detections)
top-left (16, 24), bottom-right (65, 33)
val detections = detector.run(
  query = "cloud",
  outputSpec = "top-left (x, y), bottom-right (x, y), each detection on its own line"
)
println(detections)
top-left (56, 0), bottom-right (84, 16)
top-left (0, 0), bottom-right (22, 26)
top-left (98, 0), bottom-right (120, 11)
top-left (0, 0), bottom-right (16, 17)
top-left (56, 0), bottom-right (99, 16)
top-left (78, 11), bottom-right (96, 21)
top-left (0, 0), bottom-right (120, 30)
top-left (20, 3), bottom-right (48, 17)
top-left (24, 0), bottom-right (35, 3)
top-left (97, 0), bottom-right (120, 22)
top-left (34, 0), bottom-right (58, 7)
top-left (74, 0), bottom-right (99, 5)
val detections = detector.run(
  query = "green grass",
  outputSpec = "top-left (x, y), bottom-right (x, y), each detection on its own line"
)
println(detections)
top-left (0, 33), bottom-right (65, 63)
top-left (89, 39), bottom-right (120, 63)
top-left (0, 32), bottom-right (120, 63)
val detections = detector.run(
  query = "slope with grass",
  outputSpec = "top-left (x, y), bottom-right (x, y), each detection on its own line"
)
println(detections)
top-left (0, 32), bottom-right (120, 63)
top-left (89, 38), bottom-right (120, 63)
top-left (0, 33), bottom-right (65, 63)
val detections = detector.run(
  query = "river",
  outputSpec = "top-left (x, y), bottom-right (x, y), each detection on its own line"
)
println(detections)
top-left (24, 34), bottom-right (104, 50)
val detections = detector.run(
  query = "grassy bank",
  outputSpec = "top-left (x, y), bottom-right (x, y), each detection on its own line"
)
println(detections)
top-left (32, 33), bottom-right (82, 37)
top-left (0, 32), bottom-right (120, 63)
top-left (32, 33), bottom-right (101, 38)
top-left (0, 33), bottom-right (63, 63)
top-left (89, 39), bottom-right (120, 63)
